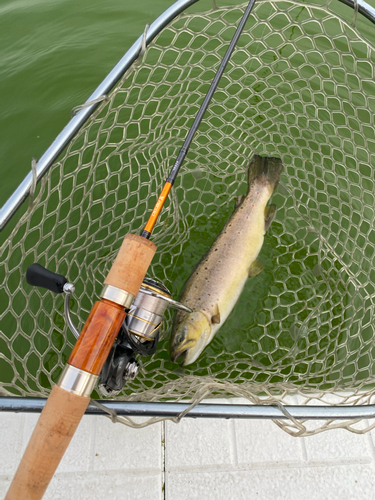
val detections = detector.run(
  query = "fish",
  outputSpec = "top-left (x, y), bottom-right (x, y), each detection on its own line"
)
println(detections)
top-left (170, 154), bottom-right (283, 366)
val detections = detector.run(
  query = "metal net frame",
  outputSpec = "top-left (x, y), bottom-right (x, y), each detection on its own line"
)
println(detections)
top-left (1, 0), bottom-right (375, 436)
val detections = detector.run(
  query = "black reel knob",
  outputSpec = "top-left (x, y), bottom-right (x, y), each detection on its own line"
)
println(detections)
top-left (26, 263), bottom-right (67, 294)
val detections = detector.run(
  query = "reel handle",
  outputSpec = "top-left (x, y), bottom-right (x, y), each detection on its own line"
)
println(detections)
top-left (26, 263), bottom-right (67, 294)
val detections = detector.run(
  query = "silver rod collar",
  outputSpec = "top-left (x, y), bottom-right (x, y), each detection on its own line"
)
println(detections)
top-left (101, 284), bottom-right (134, 309)
top-left (58, 365), bottom-right (98, 397)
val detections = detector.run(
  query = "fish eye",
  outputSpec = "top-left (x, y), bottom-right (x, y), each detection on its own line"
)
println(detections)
top-left (175, 333), bottom-right (184, 344)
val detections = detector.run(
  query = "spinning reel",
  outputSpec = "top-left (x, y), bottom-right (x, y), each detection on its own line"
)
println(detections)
top-left (26, 264), bottom-right (191, 396)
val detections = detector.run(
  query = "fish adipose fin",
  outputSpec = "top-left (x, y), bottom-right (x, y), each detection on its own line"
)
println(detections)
top-left (211, 304), bottom-right (221, 324)
top-left (247, 155), bottom-right (283, 192)
top-left (248, 259), bottom-right (264, 277)
top-left (264, 204), bottom-right (277, 232)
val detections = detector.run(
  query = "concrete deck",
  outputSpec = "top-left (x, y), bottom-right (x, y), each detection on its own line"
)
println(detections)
top-left (1, 398), bottom-right (375, 499)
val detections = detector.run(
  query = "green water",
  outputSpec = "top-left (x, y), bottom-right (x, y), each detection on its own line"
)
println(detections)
top-left (0, 0), bottom-right (186, 203)
top-left (2, 0), bottom-right (373, 203)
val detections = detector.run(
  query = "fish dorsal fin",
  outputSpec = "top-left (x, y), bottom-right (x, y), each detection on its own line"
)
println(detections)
top-left (264, 204), bottom-right (277, 232)
top-left (235, 194), bottom-right (245, 209)
top-left (211, 304), bottom-right (221, 324)
top-left (248, 259), bottom-right (264, 277)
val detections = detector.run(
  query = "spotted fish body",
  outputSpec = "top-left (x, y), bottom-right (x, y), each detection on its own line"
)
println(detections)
top-left (170, 155), bottom-right (283, 366)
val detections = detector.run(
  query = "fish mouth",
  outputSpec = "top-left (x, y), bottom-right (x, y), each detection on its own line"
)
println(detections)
top-left (170, 339), bottom-right (197, 364)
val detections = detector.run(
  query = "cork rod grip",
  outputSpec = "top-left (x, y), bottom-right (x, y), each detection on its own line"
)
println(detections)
top-left (5, 385), bottom-right (90, 500)
top-left (104, 233), bottom-right (156, 297)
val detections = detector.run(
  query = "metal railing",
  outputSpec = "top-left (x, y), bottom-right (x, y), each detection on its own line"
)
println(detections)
top-left (2, 397), bottom-right (375, 420)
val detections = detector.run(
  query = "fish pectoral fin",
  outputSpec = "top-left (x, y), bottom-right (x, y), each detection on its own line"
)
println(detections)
top-left (235, 194), bottom-right (245, 209)
top-left (248, 259), bottom-right (264, 277)
top-left (264, 204), bottom-right (277, 232)
top-left (211, 304), bottom-right (221, 324)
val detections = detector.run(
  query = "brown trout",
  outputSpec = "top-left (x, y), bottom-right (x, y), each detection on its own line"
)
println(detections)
top-left (170, 154), bottom-right (283, 366)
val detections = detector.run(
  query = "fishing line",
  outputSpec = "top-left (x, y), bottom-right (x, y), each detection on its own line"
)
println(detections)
top-left (141, 0), bottom-right (257, 239)
top-left (218, 6), bottom-right (271, 179)
top-left (239, 19), bottom-right (272, 159)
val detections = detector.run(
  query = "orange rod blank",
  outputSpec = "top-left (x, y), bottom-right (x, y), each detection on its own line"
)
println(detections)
top-left (142, 181), bottom-right (172, 236)
top-left (141, 0), bottom-right (256, 239)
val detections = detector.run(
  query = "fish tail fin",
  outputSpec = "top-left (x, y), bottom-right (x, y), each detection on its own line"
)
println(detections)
top-left (247, 155), bottom-right (283, 193)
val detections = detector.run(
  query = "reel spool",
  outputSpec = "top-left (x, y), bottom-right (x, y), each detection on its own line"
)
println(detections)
top-left (126, 278), bottom-right (191, 341)
top-left (99, 278), bottom-right (191, 396)
top-left (25, 264), bottom-right (191, 397)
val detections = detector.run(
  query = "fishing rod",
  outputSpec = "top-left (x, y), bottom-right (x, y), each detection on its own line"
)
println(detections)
top-left (5, 2), bottom-right (257, 498)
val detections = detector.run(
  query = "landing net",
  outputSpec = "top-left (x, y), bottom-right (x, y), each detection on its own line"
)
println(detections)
top-left (1, 0), bottom-right (375, 435)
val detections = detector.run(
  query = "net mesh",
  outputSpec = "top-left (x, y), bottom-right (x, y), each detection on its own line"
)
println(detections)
top-left (1, 0), bottom-right (375, 435)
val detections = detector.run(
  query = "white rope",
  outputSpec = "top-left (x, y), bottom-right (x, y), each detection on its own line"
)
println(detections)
top-left (28, 158), bottom-right (38, 211)
top-left (135, 23), bottom-right (150, 67)
top-left (352, 0), bottom-right (359, 27)
top-left (71, 94), bottom-right (109, 118)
